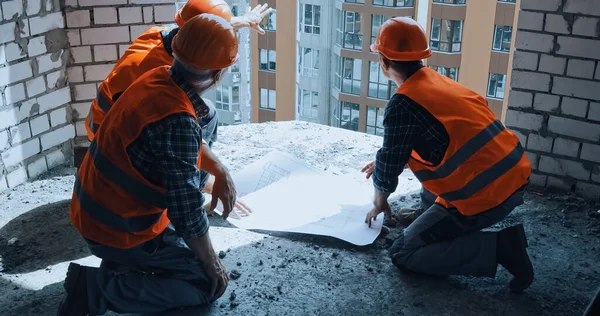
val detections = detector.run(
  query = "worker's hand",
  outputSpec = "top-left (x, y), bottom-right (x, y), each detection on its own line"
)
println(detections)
top-left (242, 4), bottom-right (273, 35)
top-left (202, 254), bottom-right (229, 301)
top-left (365, 191), bottom-right (392, 228)
top-left (204, 176), bottom-right (252, 219)
top-left (210, 169), bottom-right (238, 219)
top-left (361, 161), bottom-right (375, 179)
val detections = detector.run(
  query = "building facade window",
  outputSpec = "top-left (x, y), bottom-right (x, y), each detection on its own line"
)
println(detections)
top-left (373, 0), bottom-right (414, 7)
top-left (432, 0), bottom-right (466, 4)
top-left (299, 4), bottom-right (321, 34)
top-left (215, 85), bottom-right (240, 113)
top-left (371, 14), bottom-right (393, 44)
top-left (262, 9), bottom-right (276, 31)
top-left (497, 0), bottom-right (516, 3)
top-left (368, 61), bottom-right (398, 99)
top-left (487, 73), bottom-right (506, 99)
top-left (428, 65), bottom-right (459, 81)
top-left (366, 106), bottom-right (385, 136)
top-left (492, 25), bottom-right (512, 52)
top-left (333, 54), bottom-right (341, 90)
top-left (430, 18), bottom-right (463, 52)
top-left (297, 88), bottom-right (319, 119)
top-left (344, 0), bottom-right (365, 3)
top-left (340, 101), bottom-right (360, 131)
top-left (331, 97), bottom-right (340, 127)
top-left (342, 11), bottom-right (362, 50)
top-left (330, 98), bottom-right (359, 131)
top-left (260, 88), bottom-right (276, 110)
top-left (297, 46), bottom-right (319, 78)
top-left (336, 57), bottom-right (362, 95)
top-left (259, 49), bottom-right (276, 72)
top-left (335, 9), bottom-right (343, 46)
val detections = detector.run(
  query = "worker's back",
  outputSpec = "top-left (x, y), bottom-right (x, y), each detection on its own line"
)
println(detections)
top-left (400, 67), bottom-right (531, 215)
top-left (84, 26), bottom-right (175, 141)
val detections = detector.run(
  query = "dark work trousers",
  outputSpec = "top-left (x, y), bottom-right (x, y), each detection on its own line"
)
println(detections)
top-left (85, 225), bottom-right (212, 315)
top-left (390, 186), bottom-right (525, 277)
top-left (84, 102), bottom-right (220, 314)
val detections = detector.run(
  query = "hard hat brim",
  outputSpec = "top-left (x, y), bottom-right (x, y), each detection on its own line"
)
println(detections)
top-left (174, 10), bottom-right (185, 27)
top-left (372, 44), bottom-right (433, 61)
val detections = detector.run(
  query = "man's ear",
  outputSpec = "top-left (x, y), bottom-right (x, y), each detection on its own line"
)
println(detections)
top-left (378, 54), bottom-right (390, 72)
top-left (213, 69), bottom-right (224, 83)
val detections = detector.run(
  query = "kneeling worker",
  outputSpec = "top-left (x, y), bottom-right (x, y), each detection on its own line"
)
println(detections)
top-left (82, 0), bottom-right (271, 215)
top-left (363, 17), bottom-right (534, 292)
top-left (58, 14), bottom-right (239, 315)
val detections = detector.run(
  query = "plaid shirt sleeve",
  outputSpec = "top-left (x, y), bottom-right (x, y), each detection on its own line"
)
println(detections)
top-left (372, 95), bottom-right (422, 193)
top-left (152, 113), bottom-right (209, 239)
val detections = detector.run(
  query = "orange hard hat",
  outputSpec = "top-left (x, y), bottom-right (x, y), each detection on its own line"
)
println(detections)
top-left (174, 0), bottom-right (232, 27)
top-left (171, 13), bottom-right (239, 70)
top-left (370, 17), bottom-right (432, 61)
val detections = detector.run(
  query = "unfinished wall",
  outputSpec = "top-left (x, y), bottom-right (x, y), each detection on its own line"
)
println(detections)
top-left (0, 0), bottom-right (73, 192)
top-left (506, 0), bottom-right (600, 198)
top-left (64, 0), bottom-right (176, 141)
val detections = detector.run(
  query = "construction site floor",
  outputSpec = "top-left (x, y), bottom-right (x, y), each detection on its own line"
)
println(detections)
top-left (1, 122), bottom-right (598, 316)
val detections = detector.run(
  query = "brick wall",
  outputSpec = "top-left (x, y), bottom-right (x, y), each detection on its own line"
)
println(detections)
top-left (507, 0), bottom-right (600, 198)
top-left (0, 0), bottom-right (73, 191)
top-left (64, 0), bottom-right (176, 140)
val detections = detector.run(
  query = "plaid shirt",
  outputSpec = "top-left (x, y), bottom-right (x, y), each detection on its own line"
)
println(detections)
top-left (125, 67), bottom-right (213, 239)
top-left (372, 93), bottom-right (450, 193)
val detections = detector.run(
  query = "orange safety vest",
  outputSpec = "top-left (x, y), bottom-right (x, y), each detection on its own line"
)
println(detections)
top-left (70, 66), bottom-right (200, 249)
top-left (400, 68), bottom-right (531, 216)
top-left (84, 26), bottom-right (175, 141)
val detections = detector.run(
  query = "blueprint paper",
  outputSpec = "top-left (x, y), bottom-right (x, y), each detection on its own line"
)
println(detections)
top-left (211, 151), bottom-right (421, 246)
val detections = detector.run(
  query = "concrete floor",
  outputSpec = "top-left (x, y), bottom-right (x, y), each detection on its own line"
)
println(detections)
top-left (0, 122), bottom-right (599, 316)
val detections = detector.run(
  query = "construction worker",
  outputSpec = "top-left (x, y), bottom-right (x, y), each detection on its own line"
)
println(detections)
top-left (58, 14), bottom-right (239, 315)
top-left (83, 0), bottom-right (271, 214)
top-left (363, 17), bottom-right (534, 293)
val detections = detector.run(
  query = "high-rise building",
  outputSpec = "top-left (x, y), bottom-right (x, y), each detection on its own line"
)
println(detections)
top-left (250, 0), bottom-right (519, 133)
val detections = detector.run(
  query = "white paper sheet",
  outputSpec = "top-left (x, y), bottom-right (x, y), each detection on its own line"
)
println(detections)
top-left (211, 151), bottom-right (420, 246)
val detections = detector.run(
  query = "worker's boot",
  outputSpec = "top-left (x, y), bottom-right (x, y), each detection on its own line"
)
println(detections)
top-left (496, 224), bottom-right (534, 293)
top-left (394, 208), bottom-right (425, 226)
top-left (57, 263), bottom-right (91, 316)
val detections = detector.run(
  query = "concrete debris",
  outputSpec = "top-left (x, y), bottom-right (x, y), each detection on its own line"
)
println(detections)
top-left (229, 269), bottom-right (241, 280)
top-left (7, 238), bottom-right (18, 246)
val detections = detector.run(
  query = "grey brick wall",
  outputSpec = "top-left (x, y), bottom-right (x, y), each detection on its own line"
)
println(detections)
top-left (0, 0), bottom-right (74, 191)
top-left (63, 0), bottom-right (176, 139)
top-left (506, 0), bottom-right (600, 199)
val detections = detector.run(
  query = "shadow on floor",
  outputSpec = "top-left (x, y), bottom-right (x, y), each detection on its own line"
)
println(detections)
top-left (0, 199), bottom-right (91, 274)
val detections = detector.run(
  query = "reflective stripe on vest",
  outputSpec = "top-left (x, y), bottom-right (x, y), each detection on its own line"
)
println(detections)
top-left (74, 176), bottom-right (162, 232)
top-left (87, 109), bottom-right (100, 134)
top-left (96, 90), bottom-right (112, 113)
top-left (89, 140), bottom-right (167, 209)
top-left (437, 142), bottom-right (524, 202)
top-left (413, 119), bottom-right (505, 182)
top-left (86, 91), bottom-right (112, 134)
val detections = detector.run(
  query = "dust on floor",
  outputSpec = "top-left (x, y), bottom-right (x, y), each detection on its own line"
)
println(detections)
top-left (1, 122), bottom-right (599, 315)
top-left (0, 166), bottom-right (598, 316)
